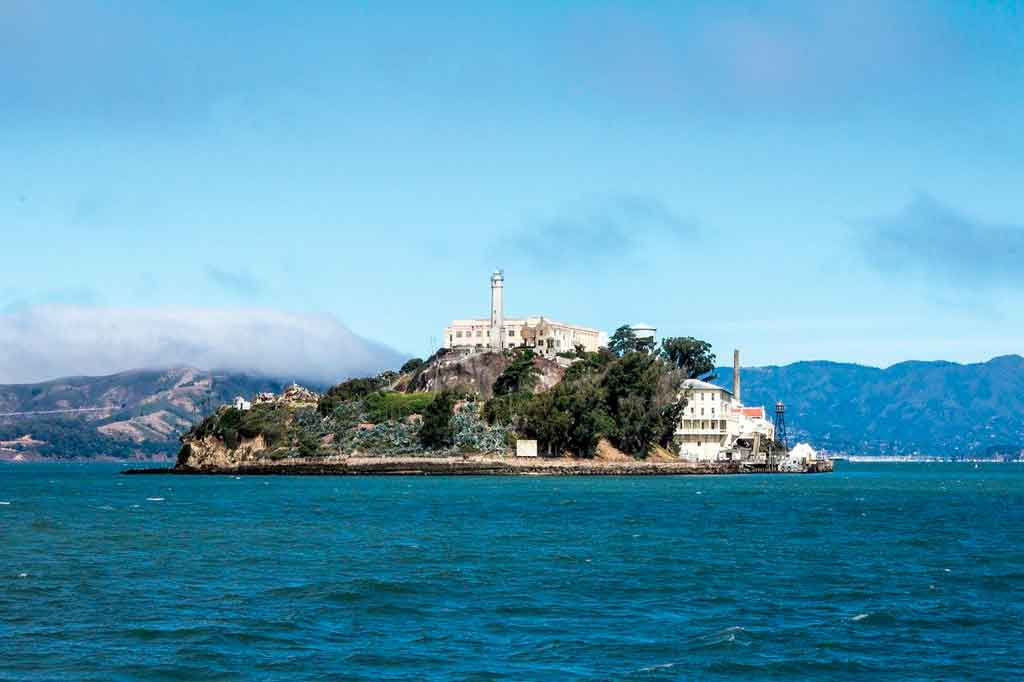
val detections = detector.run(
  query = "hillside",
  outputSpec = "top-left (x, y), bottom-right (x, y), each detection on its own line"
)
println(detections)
top-left (712, 355), bottom-right (1024, 457)
top-left (0, 369), bottom-right (294, 460)
top-left (6, 353), bottom-right (1024, 461)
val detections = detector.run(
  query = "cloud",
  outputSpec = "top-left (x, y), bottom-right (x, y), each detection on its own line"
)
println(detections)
top-left (0, 305), bottom-right (405, 385)
top-left (859, 194), bottom-right (1024, 288)
top-left (561, 2), bottom-right (959, 116)
top-left (206, 267), bottom-right (263, 298)
top-left (496, 195), bottom-right (696, 270)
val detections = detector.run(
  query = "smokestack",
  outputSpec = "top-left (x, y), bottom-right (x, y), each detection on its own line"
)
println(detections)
top-left (733, 349), bottom-right (741, 403)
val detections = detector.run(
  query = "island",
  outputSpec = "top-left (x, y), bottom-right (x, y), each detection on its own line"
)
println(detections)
top-left (126, 326), bottom-right (832, 477)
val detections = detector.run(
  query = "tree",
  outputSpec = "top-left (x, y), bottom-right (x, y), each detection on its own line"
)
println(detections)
top-left (419, 390), bottom-right (456, 449)
top-left (493, 348), bottom-right (541, 396)
top-left (660, 337), bottom-right (717, 380)
top-left (562, 347), bottom-right (616, 384)
top-left (400, 358), bottom-right (425, 374)
top-left (607, 324), bottom-right (638, 356)
top-left (518, 379), bottom-right (611, 457)
top-left (318, 377), bottom-right (381, 416)
top-left (521, 390), bottom-right (573, 456)
top-left (600, 352), bottom-right (684, 456)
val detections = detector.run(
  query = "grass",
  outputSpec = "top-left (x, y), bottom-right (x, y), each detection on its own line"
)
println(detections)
top-left (363, 391), bottom-right (435, 423)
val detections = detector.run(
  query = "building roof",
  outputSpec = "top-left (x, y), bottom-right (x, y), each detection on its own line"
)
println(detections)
top-left (682, 378), bottom-right (732, 393)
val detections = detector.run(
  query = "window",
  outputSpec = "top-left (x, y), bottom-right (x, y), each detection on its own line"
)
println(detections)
top-left (476, 330), bottom-right (482, 337)
top-left (701, 408), bottom-right (704, 416)
top-left (508, 329), bottom-right (514, 337)
top-left (456, 331), bottom-right (463, 338)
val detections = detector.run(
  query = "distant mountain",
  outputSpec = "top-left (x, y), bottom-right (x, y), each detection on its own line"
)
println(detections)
top-left (712, 355), bottom-right (1024, 457)
top-left (0, 368), bottom-right (304, 461)
top-left (5, 355), bottom-right (1024, 460)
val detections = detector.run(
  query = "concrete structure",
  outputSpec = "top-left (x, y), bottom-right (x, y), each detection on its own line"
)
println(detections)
top-left (674, 350), bottom-right (774, 462)
top-left (233, 396), bottom-right (252, 411)
top-left (630, 323), bottom-right (657, 346)
top-left (516, 439), bottom-right (539, 458)
top-left (732, 349), bottom-right (741, 403)
top-left (445, 270), bottom-right (607, 357)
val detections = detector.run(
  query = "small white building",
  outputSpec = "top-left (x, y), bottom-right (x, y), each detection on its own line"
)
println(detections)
top-left (675, 378), bottom-right (775, 462)
top-left (233, 396), bottom-right (252, 411)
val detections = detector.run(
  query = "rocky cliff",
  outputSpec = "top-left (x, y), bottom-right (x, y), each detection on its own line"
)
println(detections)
top-left (402, 350), bottom-right (564, 398)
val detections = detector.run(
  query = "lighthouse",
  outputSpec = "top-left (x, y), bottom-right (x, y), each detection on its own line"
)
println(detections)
top-left (490, 269), bottom-right (504, 351)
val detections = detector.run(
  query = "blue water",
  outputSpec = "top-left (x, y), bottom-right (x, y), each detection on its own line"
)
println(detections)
top-left (1, 463), bottom-right (1022, 681)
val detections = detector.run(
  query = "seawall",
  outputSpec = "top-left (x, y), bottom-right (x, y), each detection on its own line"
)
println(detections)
top-left (123, 456), bottom-right (834, 476)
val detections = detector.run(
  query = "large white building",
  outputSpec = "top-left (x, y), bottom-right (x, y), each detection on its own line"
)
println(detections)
top-left (675, 351), bottom-right (775, 461)
top-left (444, 270), bottom-right (608, 357)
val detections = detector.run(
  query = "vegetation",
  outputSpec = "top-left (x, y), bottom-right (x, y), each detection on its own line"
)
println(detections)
top-left (494, 326), bottom-right (687, 457)
top-left (363, 391), bottom-right (435, 422)
top-left (493, 348), bottom-right (541, 396)
top-left (483, 390), bottom-right (534, 425)
top-left (660, 336), bottom-right (716, 380)
top-left (418, 390), bottom-right (457, 449)
top-left (400, 358), bottom-right (425, 374)
top-left (318, 377), bottom-right (383, 416)
top-left (521, 380), bottom-right (612, 457)
top-left (608, 325), bottom-right (656, 356)
top-left (193, 403), bottom-right (289, 449)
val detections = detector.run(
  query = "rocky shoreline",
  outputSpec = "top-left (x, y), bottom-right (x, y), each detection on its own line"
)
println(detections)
top-left (123, 455), bottom-right (834, 476)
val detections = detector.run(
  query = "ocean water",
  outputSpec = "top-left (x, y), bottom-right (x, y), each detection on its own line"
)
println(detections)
top-left (1, 463), bottom-right (1022, 681)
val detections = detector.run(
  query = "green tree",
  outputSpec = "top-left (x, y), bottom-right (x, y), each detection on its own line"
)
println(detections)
top-left (493, 348), bottom-right (541, 396)
top-left (600, 352), bottom-right (684, 456)
top-left (660, 337), bottom-right (717, 380)
top-left (318, 377), bottom-right (380, 416)
top-left (607, 324), bottom-right (638, 356)
top-left (419, 390), bottom-right (456, 449)
top-left (520, 380), bottom-right (613, 457)
top-left (400, 358), bottom-right (425, 374)
top-left (521, 390), bottom-right (573, 456)
top-left (562, 347), bottom-right (616, 384)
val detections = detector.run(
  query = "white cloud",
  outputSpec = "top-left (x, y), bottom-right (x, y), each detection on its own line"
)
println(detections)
top-left (0, 305), bottom-right (405, 384)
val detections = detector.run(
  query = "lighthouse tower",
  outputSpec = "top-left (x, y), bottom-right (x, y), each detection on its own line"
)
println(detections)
top-left (490, 269), bottom-right (504, 351)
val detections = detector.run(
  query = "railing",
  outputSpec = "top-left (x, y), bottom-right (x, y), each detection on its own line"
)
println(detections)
top-left (677, 426), bottom-right (728, 435)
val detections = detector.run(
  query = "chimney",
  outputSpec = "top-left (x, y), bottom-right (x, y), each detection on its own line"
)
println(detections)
top-left (733, 349), bottom-right (741, 403)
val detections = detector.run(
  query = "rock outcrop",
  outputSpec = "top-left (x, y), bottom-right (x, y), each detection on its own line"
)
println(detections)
top-left (177, 434), bottom-right (271, 469)
top-left (404, 350), bottom-right (564, 398)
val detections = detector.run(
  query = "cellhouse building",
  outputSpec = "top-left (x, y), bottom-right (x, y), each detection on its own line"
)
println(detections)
top-left (444, 270), bottom-right (608, 358)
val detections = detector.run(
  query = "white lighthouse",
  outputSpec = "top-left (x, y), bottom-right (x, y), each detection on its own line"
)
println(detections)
top-left (490, 268), bottom-right (504, 351)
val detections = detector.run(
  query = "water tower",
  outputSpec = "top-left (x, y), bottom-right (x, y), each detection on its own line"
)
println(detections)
top-left (774, 401), bottom-right (788, 451)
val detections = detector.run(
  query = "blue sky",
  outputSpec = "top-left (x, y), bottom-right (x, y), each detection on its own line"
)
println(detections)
top-left (2, 1), bottom-right (1023, 382)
